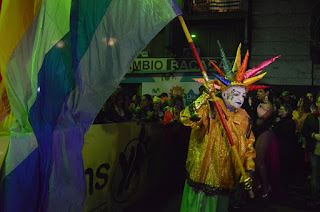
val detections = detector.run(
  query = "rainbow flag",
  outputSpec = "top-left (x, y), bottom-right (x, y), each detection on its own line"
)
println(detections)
top-left (0, 0), bottom-right (181, 211)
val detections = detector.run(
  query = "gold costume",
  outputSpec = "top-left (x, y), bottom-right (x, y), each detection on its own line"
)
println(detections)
top-left (180, 94), bottom-right (256, 194)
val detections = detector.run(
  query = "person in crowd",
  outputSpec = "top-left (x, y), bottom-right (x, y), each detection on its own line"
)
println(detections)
top-left (162, 95), bottom-right (189, 193)
top-left (293, 96), bottom-right (312, 133)
top-left (255, 87), bottom-right (274, 136)
top-left (128, 94), bottom-right (141, 114)
top-left (272, 103), bottom-right (297, 196)
top-left (307, 92), bottom-right (317, 113)
top-left (105, 93), bottom-right (131, 122)
top-left (153, 96), bottom-right (165, 122)
top-left (301, 93), bottom-right (320, 208)
top-left (272, 95), bottom-right (282, 115)
top-left (280, 91), bottom-right (297, 111)
top-left (163, 96), bottom-right (173, 113)
top-left (159, 92), bottom-right (169, 103)
top-left (132, 94), bottom-right (157, 122)
top-left (292, 96), bottom-right (312, 184)
top-left (162, 95), bottom-right (184, 127)
top-left (123, 93), bottom-right (133, 112)
top-left (254, 87), bottom-right (279, 200)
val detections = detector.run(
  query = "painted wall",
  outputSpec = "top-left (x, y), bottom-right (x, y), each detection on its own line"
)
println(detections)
top-left (250, 0), bottom-right (313, 85)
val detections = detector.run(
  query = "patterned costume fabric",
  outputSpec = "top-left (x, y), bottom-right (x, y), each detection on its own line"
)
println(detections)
top-left (180, 93), bottom-right (256, 194)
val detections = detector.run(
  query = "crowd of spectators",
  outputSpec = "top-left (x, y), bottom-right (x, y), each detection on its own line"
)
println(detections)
top-left (239, 87), bottom-right (320, 209)
top-left (94, 85), bottom-right (320, 209)
top-left (94, 89), bottom-right (187, 125)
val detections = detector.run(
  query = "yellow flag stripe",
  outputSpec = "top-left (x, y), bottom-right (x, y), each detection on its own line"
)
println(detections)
top-left (0, 0), bottom-right (45, 77)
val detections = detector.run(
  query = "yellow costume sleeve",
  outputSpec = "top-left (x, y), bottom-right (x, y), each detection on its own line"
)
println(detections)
top-left (180, 92), bottom-right (210, 128)
top-left (244, 123), bottom-right (256, 172)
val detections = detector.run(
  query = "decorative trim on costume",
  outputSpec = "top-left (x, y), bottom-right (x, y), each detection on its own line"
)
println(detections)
top-left (186, 175), bottom-right (232, 195)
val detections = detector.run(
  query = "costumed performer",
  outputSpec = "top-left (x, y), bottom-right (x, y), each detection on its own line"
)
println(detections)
top-left (179, 41), bottom-right (280, 211)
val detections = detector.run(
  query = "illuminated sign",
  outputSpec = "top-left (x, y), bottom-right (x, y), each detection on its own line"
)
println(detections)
top-left (129, 57), bottom-right (224, 73)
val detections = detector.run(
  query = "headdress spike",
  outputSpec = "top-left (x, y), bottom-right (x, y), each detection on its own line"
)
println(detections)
top-left (243, 72), bottom-right (267, 86)
top-left (192, 78), bottom-right (221, 90)
top-left (235, 50), bottom-right (249, 82)
top-left (244, 55), bottom-right (280, 79)
top-left (208, 59), bottom-right (225, 77)
top-left (232, 43), bottom-right (242, 73)
top-left (248, 85), bottom-right (270, 92)
top-left (217, 40), bottom-right (232, 79)
top-left (213, 73), bottom-right (231, 86)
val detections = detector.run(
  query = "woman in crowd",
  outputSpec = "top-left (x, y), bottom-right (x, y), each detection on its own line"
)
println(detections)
top-left (254, 87), bottom-right (278, 199)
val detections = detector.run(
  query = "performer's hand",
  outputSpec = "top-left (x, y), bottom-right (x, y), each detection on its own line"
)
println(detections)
top-left (194, 94), bottom-right (210, 111)
top-left (243, 175), bottom-right (253, 190)
top-left (240, 171), bottom-right (253, 190)
top-left (206, 82), bottom-right (216, 94)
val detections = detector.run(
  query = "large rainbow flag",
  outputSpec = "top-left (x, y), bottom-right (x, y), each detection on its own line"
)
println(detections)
top-left (0, 0), bottom-right (181, 211)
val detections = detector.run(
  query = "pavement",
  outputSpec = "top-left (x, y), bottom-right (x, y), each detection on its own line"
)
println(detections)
top-left (125, 177), bottom-right (320, 212)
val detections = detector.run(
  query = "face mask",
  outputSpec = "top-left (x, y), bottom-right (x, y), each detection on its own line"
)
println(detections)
top-left (222, 86), bottom-right (246, 111)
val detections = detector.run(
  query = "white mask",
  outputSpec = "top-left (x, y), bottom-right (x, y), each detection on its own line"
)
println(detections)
top-left (222, 86), bottom-right (246, 111)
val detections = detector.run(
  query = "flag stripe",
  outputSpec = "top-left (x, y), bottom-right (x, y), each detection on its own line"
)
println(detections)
top-left (27, 1), bottom-right (113, 208)
top-left (71, 0), bottom-right (112, 70)
top-left (39, 0), bottom-right (181, 210)
top-left (0, 149), bottom-right (40, 211)
top-left (0, 0), bottom-right (45, 77)
top-left (1, 0), bottom-right (71, 211)
top-left (3, 0), bottom-right (71, 178)
top-left (71, 0), bottom-right (182, 130)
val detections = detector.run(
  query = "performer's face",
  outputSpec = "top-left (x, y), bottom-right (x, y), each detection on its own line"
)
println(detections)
top-left (222, 86), bottom-right (246, 110)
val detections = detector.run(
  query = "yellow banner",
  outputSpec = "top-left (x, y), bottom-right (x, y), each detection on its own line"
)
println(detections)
top-left (82, 122), bottom-right (165, 211)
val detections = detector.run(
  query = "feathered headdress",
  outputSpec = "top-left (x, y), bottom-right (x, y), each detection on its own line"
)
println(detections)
top-left (202, 41), bottom-right (280, 92)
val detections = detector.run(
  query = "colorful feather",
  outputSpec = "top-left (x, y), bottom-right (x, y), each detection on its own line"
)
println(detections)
top-left (232, 43), bottom-right (242, 73)
top-left (235, 50), bottom-right (249, 82)
top-left (208, 59), bottom-right (225, 77)
top-left (248, 84), bottom-right (270, 92)
top-left (243, 72), bottom-right (267, 86)
top-left (244, 55), bottom-right (280, 79)
top-left (217, 40), bottom-right (232, 79)
top-left (213, 73), bottom-right (231, 86)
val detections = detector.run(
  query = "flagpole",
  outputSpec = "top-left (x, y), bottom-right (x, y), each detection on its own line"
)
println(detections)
top-left (178, 15), bottom-right (254, 198)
